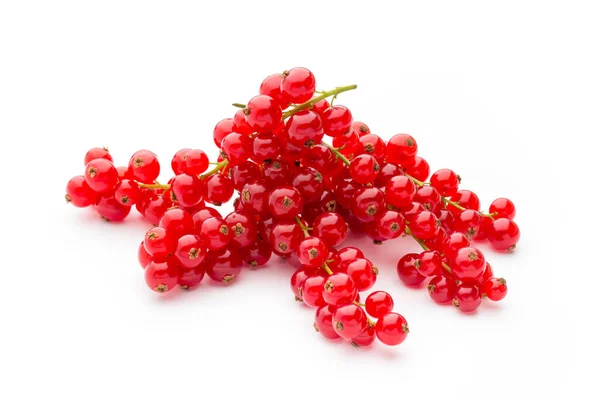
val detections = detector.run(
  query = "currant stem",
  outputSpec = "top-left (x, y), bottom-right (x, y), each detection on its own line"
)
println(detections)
top-left (282, 84), bottom-right (358, 119)
top-left (321, 264), bottom-right (334, 275)
top-left (405, 226), bottom-right (452, 274)
top-left (407, 174), bottom-right (426, 187)
top-left (137, 182), bottom-right (170, 190)
top-left (321, 142), bottom-right (351, 167)
top-left (232, 103), bottom-right (246, 108)
top-left (294, 216), bottom-right (311, 238)
top-left (441, 197), bottom-right (498, 219)
top-left (200, 159), bottom-right (229, 180)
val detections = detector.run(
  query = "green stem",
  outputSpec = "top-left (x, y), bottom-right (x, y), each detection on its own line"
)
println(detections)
top-left (321, 142), bottom-right (351, 167)
top-left (405, 226), bottom-right (452, 274)
top-left (200, 159), bottom-right (229, 180)
top-left (442, 197), bottom-right (497, 219)
top-left (232, 103), bottom-right (246, 108)
top-left (406, 174), bottom-right (426, 187)
top-left (137, 182), bottom-right (170, 190)
top-left (282, 84), bottom-right (358, 119)
top-left (294, 216), bottom-right (311, 238)
top-left (321, 264), bottom-right (333, 275)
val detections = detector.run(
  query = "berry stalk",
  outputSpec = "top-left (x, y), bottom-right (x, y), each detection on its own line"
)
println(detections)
top-left (282, 84), bottom-right (357, 119)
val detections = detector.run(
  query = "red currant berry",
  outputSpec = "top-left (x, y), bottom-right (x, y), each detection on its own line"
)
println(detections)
top-left (482, 277), bottom-right (507, 301)
top-left (178, 264), bottom-right (206, 289)
top-left (417, 250), bottom-right (442, 277)
top-left (170, 174), bottom-right (203, 207)
top-left (404, 156), bottom-right (430, 182)
top-left (200, 216), bottom-right (232, 251)
top-left (415, 186), bottom-right (441, 214)
top-left (312, 212), bottom-right (348, 247)
top-left (141, 193), bottom-right (172, 225)
top-left (351, 324), bottom-right (376, 347)
top-left (488, 218), bottom-right (520, 251)
top-left (65, 175), bottom-right (96, 207)
top-left (386, 134), bottom-right (418, 165)
top-left (438, 209), bottom-right (455, 232)
top-left (291, 267), bottom-right (316, 300)
top-left (296, 237), bottom-right (328, 268)
top-left (84, 147), bottom-right (113, 165)
top-left (351, 121), bottom-right (371, 136)
top-left (301, 274), bottom-right (327, 307)
top-left (365, 291), bottom-right (394, 318)
top-left (94, 192), bottom-right (131, 222)
top-left (291, 167), bottom-right (325, 204)
top-left (259, 73), bottom-right (287, 107)
top-left (84, 158), bottom-right (119, 193)
top-left (268, 186), bottom-right (304, 219)
top-left (352, 187), bottom-right (386, 223)
top-left (489, 198), bottom-right (516, 219)
top-left (443, 232), bottom-right (471, 259)
top-left (453, 282), bottom-right (482, 312)
top-left (375, 210), bottom-right (406, 240)
top-left (280, 67), bottom-right (316, 104)
top-left (451, 247), bottom-right (486, 281)
top-left (333, 303), bottom-right (368, 340)
top-left (183, 149), bottom-right (209, 175)
top-left (205, 246), bottom-right (242, 284)
top-left (233, 109), bottom-right (254, 135)
top-left (374, 163), bottom-right (403, 188)
top-left (145, 259), bottom-right (181, 293)
top-left (204, 174), bottom-right (234, 205)
top-left (358, 134), bottom-right (386, 161)
top-left (427, 275), bottom-right (457, 304)
top-left (385, 175), bottom-right (416, 208)
top-left (144, 226), bottom-right (177, 259)
top-left (323, 272), bottom-right (357, 306)
top-left (174, 234), bottom-right (205, 269)
top-left (310, 98), bottom-right (330, 116)
top-left (408, 211), bottom-right (440, 240)
top-left (244, 95), bottom-right (282, 133)
top-left (213, 118), bottom-right (235, 148)
top-left (191, 207), bottom-right (221, 234)
top-left (476, 262), bottom-right (494, 286)
top-left (430, 169), bottom-right (460, 197)
top-left (252, 133), bottom-right (281, 163)
top-left (116, 166), bottom-right (132, 180)
top-left (285, 110), bottom-right (324, 148)
top-left (159, 208), bottom-right (195, 239)
top-left (263, 159), bottom-right (290, 188)
top-left (243, 237), bottom-right (272, 268)
top-left (314, 304), bottom-right (340, 340)
top-left (349, 154), bottom-right (380, 184)
top-left (342, 258), bottom-right (377, 292)
top-left (129, 150), bottom-right (160, 184)
top-left (453, 209), bottom-right (483, 239)
top-left (138, 241), bottom-right (153, 269)
top-left (322, 105), bottom-right (353, 137)
top-left (221, 132), bottom-right (252, 165)
top-left (270, 220), bottom-right (303, 254)
top-left (375, 313), bottom-right (409, 346)
top-left (229, 161), bottom-right (261, 192)
top-left (225, 212), bottom-right (257, 249)
top-left (171, 148), bottom-right (190, 175)
top-left (240, 180), bottom-right (270, 216)
top-left (448, 189), bottom-right (480, 216)
top-left (338, 247), bottom-right (364, 264)
top-left (332, 129), bottom-right (360, 156)
top-left (397, 253), bottom-right (427, 286)
top-left (113, 179), bottom-right (141, 206)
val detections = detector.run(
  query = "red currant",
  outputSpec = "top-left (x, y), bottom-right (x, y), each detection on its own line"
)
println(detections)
top-left (481, 277), bottom-right (507, 301)
top-left (365, 291), bottom-right (394, 318)
top-left (386, 134), bottom-right (418, 165)
top-left (332, 303), bottom-right (368, 340)
top-left (85, 158), bottom-right (119, 193)
top-left (145, 259), bottom-right (181, 293)
top-left (129, 150), bottom-right (160, 184)
top-left (244, 95), bottom-right (282, 133)
top-left (65, 175), bottom-right (96, 207)
top-left (489, 198), bottom-right (516, 219)
top-left (349, 154), bottom-right (380, 184)
top-left (199, 216), bottom-right (232, 251)
top-left (375, 313), bottom-right (409, 346)
top-left (322, 105), bottom-right (353, 137)
top-left (84, 147), bottom-right (113, 165)
top-left (205, 246), bottom-right (242, 284)
top-left (280, 67), bottom-right (316, 104)
top-left (430, 169), bottom-right (460, 197)
top-left (451, 247), bottom-right (486, 281)
top-left (159, 208), bottom-right (195, 239)
top-left (397, 253), bottom-right (426, 286)
top-left (314, 304), bottom-right (340, 340)
top-left (427, 274), bottom-right (457, 304)
top-left (174, 234), bottom-right (205, 269)
top-left (170, 174), bottom-right (203, 207)
top-left (268, 186), bottom-right (304, 218)
top-left (488, 218), bottom-right (520, 251)
top-left (296, 237), bottom-right (328, 268)
top-left (184, 149), bottom-right (209, 175)
top-left (385, 175), bottom-right (416, 208)
top-left (453, 282), bottom-right (482, 312)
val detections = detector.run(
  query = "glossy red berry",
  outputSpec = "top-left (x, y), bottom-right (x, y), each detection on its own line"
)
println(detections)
top-left (488, 218), bottom-right (520, 251)
top-left (171, 148), bottom-right (190, 175)
top-left (323, 272), bottom-right (357, 306)
top-left (290, 268), bottom-right (315, 300)
top-left (397, 253), bottom-right (426, 286)
top-left (170, 174), bottom-right (203, 207)
top-left (138, 241), bottom-right (153, 268)
top-left (443, 232), bottom-right (471, 259)
top-left (174, 234), bottom-right (205, 269)
top-left (349, 154), bottom-right (380, 184)
top-left (225, 212), bottom-right (257, 249)
top-left (351, 121), bottom-right (371, 136)
top-left (453, 209), bottom-right (482, 239)
top-left (375, 210), bottom-right (406, 240)
top-left (291, 167), bottom-right (325, 204)
top-left (365, 291), bottom-right (394, 318)
top-left (385, 175), bottom-right (416, 208)
top-left (386, 134), bottom-right (418, 165)
top-left (145, 259), bottom-right (181, 293)
top-left (451, 247), bottom-right (486, 281)
top-left (268, 186), bottom-right (304, 218)
top-left (269, 220), bottom-right (303, 254)
top-left (144, 227), bottom-right (177, 259)
top-left (233, 109), bottom-right (254, 135)
top-left (84, 158), bottom-right (118, 193)
top-left (358, 134), bottom-right (386, 161)
top-left (280, 67), bottom-right (316, 104)
top-left (259, 73), bottom-right (287, 107)
top-left (375, 313), bottom-right (409, 346)
top-left (199, 216), bottom-right (232, 251)
top-left (112, 179), bottom-right (140, 206)
top-left (374, 163), bottom-right (403, 188)
top-left (94, 192), bottom-right (131, 222)
top-left (159, 208), bottom-right (195, 239)
top-left (221, 132), bottom-right (252, 165)
top-left (489, 198), bottom-right (516, 219)
top-left (453, 282), bottom-right (482, 312)
top-left (332, 129), bottom-right (360, 156)
top-left (405, 156), bottom-right (430, 182)
top-left (178, 264), bottom-right (206, 289)
top-left (243, 238), bottom-right (272, 268)
top-left (129, 150), bottom-right (160, 184)
top-left (252, 133), bottom-right (281, 162)
top-left (430, 169), bottom-right (460, 197)
top-left (351, 324), bottom-right (376, 347)
top-left (310, 99), bottom-right (330, 116)
top-left (322, 105), bottom-right (353, 137)
top-left (352, 187), bottom-right (386, 223)
top-left (184, 149), bottom-right (209, 175)
top-left (191, 207), bottom-right (221, 234)
top-left (482, 277), bottom-right (508, 301)
top-left (314, 305), bottom-right (340, 340)
top-left (84, 147), bottom-right (113, 165)
top-left (414, 186), bottom-right (442, 214)
top-left (417, 250), bottom-right (442, 277)
top-left (338, 247), bottom-right (365, 264)
top-left (427, 275), bottom-right (457, 304)
top-left (205, 246), bottom-right (242, 284)
top-left (301, 274), bottom-right (327, 307)
top-left (285, 110), bottom-right (324, 148)
top-left (66, 175), bottom-right (96, 207)
top-left (342, 258), bottom-right (377, 292)
top-left (244, 95), bottom-right (282, 133)
top-left (229, 161), bottom-right (261, 192)
top-left (448, 189), bottom-right (480, 216)
top-left (332, 303), bottom-right (368, 340)
top-left (116, 166), bottom-right (132, 180)
top-left (408, 211), bottom-right (440, 240)
top-left (240, 180), bottom-right (270, 216)
top-left (296, 237), bottom-right (328, 268)
top-left (204, 174), bottom-right (234, 205)
top-left (312, 212), bottom-right (347, 247)
top-left (213, 118), bottom-right (235, 148)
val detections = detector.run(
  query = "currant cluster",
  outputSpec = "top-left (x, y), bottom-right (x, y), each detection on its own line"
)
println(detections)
top-left (66, 66), bottom-right (520, 348)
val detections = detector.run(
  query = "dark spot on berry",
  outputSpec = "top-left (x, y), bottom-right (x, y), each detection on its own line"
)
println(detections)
top-left (219, 225), bottom-right (229, 235)
top-left (324, 281), bottom-right (334, 293)
top-left (326, 200), bottom-right (337, 212)
top-left (308, 248), bottom-right (319, 259)
top-left (467, 251), bottom-right (479, 261)
top-left (372, 266), bottom-right (379, 275)
top-left (222, 275), bottom-right (235, 284)
top-left (154, 284), bottom-right (168, 293)
top-left (65, 194), bottom-right (71, 204)
top-left (87, 167), bottom-right (98, 178)
top-left (366, 205), bottom-right (377, 215)
top-left (335, 321), bottom-right (344, 331)
top-left (189, 248), bottom-right (199, 259)
top-left (313, 323), bottom-right (319, 332)
top-left (364, 143), bottom-right (375, 153)
top-left (428, 284), bottom-right (436, 294)
top-left (278, 242), bottom-right (288, 251)
top-left (233, 223), bottom-right (244, 236)
top-left (241, 189), bottom-right (251, 201)
top-left (401, 323), bottom-right (410, 333)
top-left (146, 231), bottom-right (159, 240)
top-left (282, 196), bottom-right (293, 207)
top-left (134, 158), bottom-right (144, 168)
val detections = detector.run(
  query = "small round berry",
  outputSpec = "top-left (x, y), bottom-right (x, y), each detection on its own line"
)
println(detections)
top-left (451, 247), bottom-right (486, 281)
top-left (375, 313), bottom-right (409, 346)
top-left (448, 189), bottom-right (480, 216)
top-left (213, 118), bottom-right (235, 148)
top-left (84, 158), bottom-right (119, 193)
top-left (269, 220), bottom-right (303, 254)
top-left (332, 303), bottom-right (368, 340)
top-left (332, 129), bottom-right (360, 155)
top-left (178, 265), bottom-right (206, 289)
top-left (171, 148), bottom-right (191, 175)
top-left (221, 132), bottom-right (252, 165)
top-left (144, 227), bottom-right (177, 259)
top-left (252, 133), bottom-right (281, 162)
top-left (259, 73), bottom-right (286, 107)
top-left (408, 211), bottom-right (440, 240)
top-left (385, 175), bottom-right (416, 208)
top-left (145, 259), bottom-right (181, 293)
top-left (205, 246), bottom-right (242, 284)
top-left (204, 174), bottom-right (234, 205)
top-left (489, 198), bottom-right (516, 219)
top-left (365, 291), bottom-right (394, 318)
top-left (342, 258), bottom-right (377, 292)
top-left (358, 134), bottom-right (386, 161)
top-left (244, 95), bottom-right (283, 133)
top-left (129, 150), bottom-right (160, 184)
top-left (170, 174), bottom-right (203, 207)
top-left (312, 212), bottom-right (347, 247)
top-left (280, 67), bottom-right (316, 104)
top-left (229, 161), bottom-right (261, 192)
top-left (84, 147), bottom-right (112, 165)
top-left (323, 272), bottom-right (357, 306)
top-left (427, 275), bottom-right (457, 304)
top-left (159, 208), bottom-right (195, 239)
top-left (233, 109), bottom-right (254, 135)
top-left (351, 324), bottom-right (376, 347)
top-left (405, 156), bottom-right (430, 182)
top-left (488, 218), bottom-right (520, 251)
top-left (453, 209), bottom-right (482, 239)
top-left (338, 247), bottom-right (365, 264)
top-left (374, 163), bottom-right (403, 188)
top-left (174, 234), bottom-right (206, 269)
top-left (386, 134), bottom-right (418, 165)
top-left (417, 250), bottom-right (442, 277)
top-left (113, 179), bottom-right (141, 206)
top-left (285, 110), bottom-right (324, 148)
top-left (184, 149), bottom-right (209, 175)
top-left (290, 267), bottom-right (315, 300)
top-left (225, 212), bottom-right (257, 249)
top-left (482, 277), bottom-right (508, 301)
top-left (65, 175), bottom-right (96, 207)
top-left (310, 98), bottom-right (330, 116)
top-left (94, 192), bottom-right (131, 222)
top-left (138, 241), bottom-right (153, 269)
top-left (268, 186), bottom-right (304, 219)
top-left (349, 154), bottom-right (380, 184)
top-left (414, 185), bottom-right (442, 214)
top-left (443, 232), bottom-right (471, 259)
top-left (430, 169), bottom-right (460, 197)
top-left (314, 304), bottom-right (340, 340)
top-left (322, 105), bottom-right (353, 137)
top-left (199, 216), bottom-right (232, 251)
top-left (240, 180), bottom-right (270, 216)
top-left (397, 253), bottom-right (426, 286)
top-left (352, 120), bottom-right (371, 136)
top-left (375, 210), bottom-right (405, 240)
top-left (301, 274), bottom-right (327, 307)
top-left (453, 282), bottom-right (482, 312)
top-left (243, 238), bottom-right (272, 268)
top-left (296, 237), bottom-right (328, 268)
top-left (351, 187), bottom-right (386, 223)
top-left (191, 207), bottom-right (222, 234)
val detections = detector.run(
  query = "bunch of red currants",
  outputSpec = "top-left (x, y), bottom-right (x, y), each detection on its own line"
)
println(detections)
top-left (65, 67), bottom-right (520, 348)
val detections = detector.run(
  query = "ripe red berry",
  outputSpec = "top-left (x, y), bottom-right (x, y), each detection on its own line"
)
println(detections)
top-left (213, 118), bottom-right (235, 148)
top-left (342, 258), bottom-right (377, 292)
top-left (430, 169), bottom-right (460, 197)
top-left (375, 210), bottom-right (405, 240)
top-left (233, 109), bottom-right (254, 135)
top-left (451, 247), bottom-right (486, 281)
top-left (205, 246), bottom-right (242, 284)
top-left (301, 274), bottom-right (327, 307)
top-left (191, 207), bottom-right (221, 234)
top-left (322, 105), bottom-right (353, 137)
top-left (129, 150), bottom-right (160, 184)
top-left (84, 147), bottom-right (112, 165)
top-left (488, 218), bottom-right (520, 251)
top-left (285, 110), bottom-right (324, 148)
top-left (170, 174), bottom-right (203, 207)
top-left (159, 209), bottom-right (195, 239)
top-left (84, 158), bottom-right (119, 193)
top-left (145, 259), bottom-right (181, 293)
top-left (351, 121), bottom-right (371, 136)
top-left (280, 67), bottom-right (316, 104)
top-left (375, 312), bottom-right (409, 346)
top-left (171, 148), bottom-right (191, 175)
top-left (312, 212), bottom-right (348, 247)
top-left (269, 220), bottom-right (303, 254)
top-left (113, 179), bottom-right (141, 206)
top-left (244, 95), bottom-right (282, 133)
top-left (314, 305), bottom-right (340, 340)
top-left (332, 303), bottom-right (368, 340)
top-left (338, 247), bottom-right (365, 264)
top-left (404, 156), bottom-right (430, 182)
top-left (268, 186), bottom-right (304, 218)
top-left (427, 275), bottom-right (457, 304)
top-left (138, 241), bottom-right (153, 269)
top-left (385, 175), bottom-right (416, 208)
top-left (229, 161), bottom-right (261, 192)
top-left (204, 174), bottom-right (234, 205)
top-left (252, 133), bottom-right (281, 163)
top-left (349, 154), bottom-right (380, 184)
top-left (408, 211), bottom-right (440, 240)
top-left (184, 149), bottom-right (209, 175)
top-left (365, 291), bottom-right (394, 318)
top-left (374, 163), bottom-right (403, 188)
top-left (352, 187), bottom-right (386, 223)
top-left (291, 167), bottom-right (325, 204)
top-left (240, 180), bottom-right (270, 216)
top-left (243, 237), bottom-right (272, 268)
top-left (144, 227), bottom-right (177, 259)
top-left (221, 132), bottom-right (252, 165)
top-left (323, 272), bottom-right (357, 306)
top-left (290, 267), bottom-right (315, 300)
top-left (397, 253), bottom-right (426, 286)
top-left (358, 133), bottom-right (386, 162)
top-left (140, 193), bottom-right (172, 225)
top-left (453, 282), bottom-right (482, 312)
top-left (174, 234), bottom-right (206, 269)
top-left (178, 264), bottom-right (206, 290)
top-left (489, 198), bottom-right (516, 219)
top-left (66, 175), bottom-right (96, 207)
top-left (482, 277), bottom-right (508, 301)
top-left (443, 232), bottom-right (471, 259)
top-left (448, 189), bottom-right (480, 216)
top-left (417, 250), bottom-right (442, 277)
top-left (310, 99), bottom-right (330, 116)
top-left (94, 192), bottom-right (131, 222)
top-left (259, 73), bottom-right (287, 107)
top-left (414, 186), bottom-right (442, 214)
top-left (386, 134), bottom-right (418, 165)
top-left (332, 129), bottom-right (360, 156)
top-left (225, 212), bottom-right (257, 249)
top-left (453, 209), bottom-right (482, 239)
top-left (351, 324), bottom-right (376, 347)
top-left (199, 216), bottom-right (232, 251)
top-left (296, 237), bottom-right (328, 268)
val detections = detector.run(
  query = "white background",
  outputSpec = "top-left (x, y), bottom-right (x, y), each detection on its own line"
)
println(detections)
top-left (1, 1), bottom-right (598, 399)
